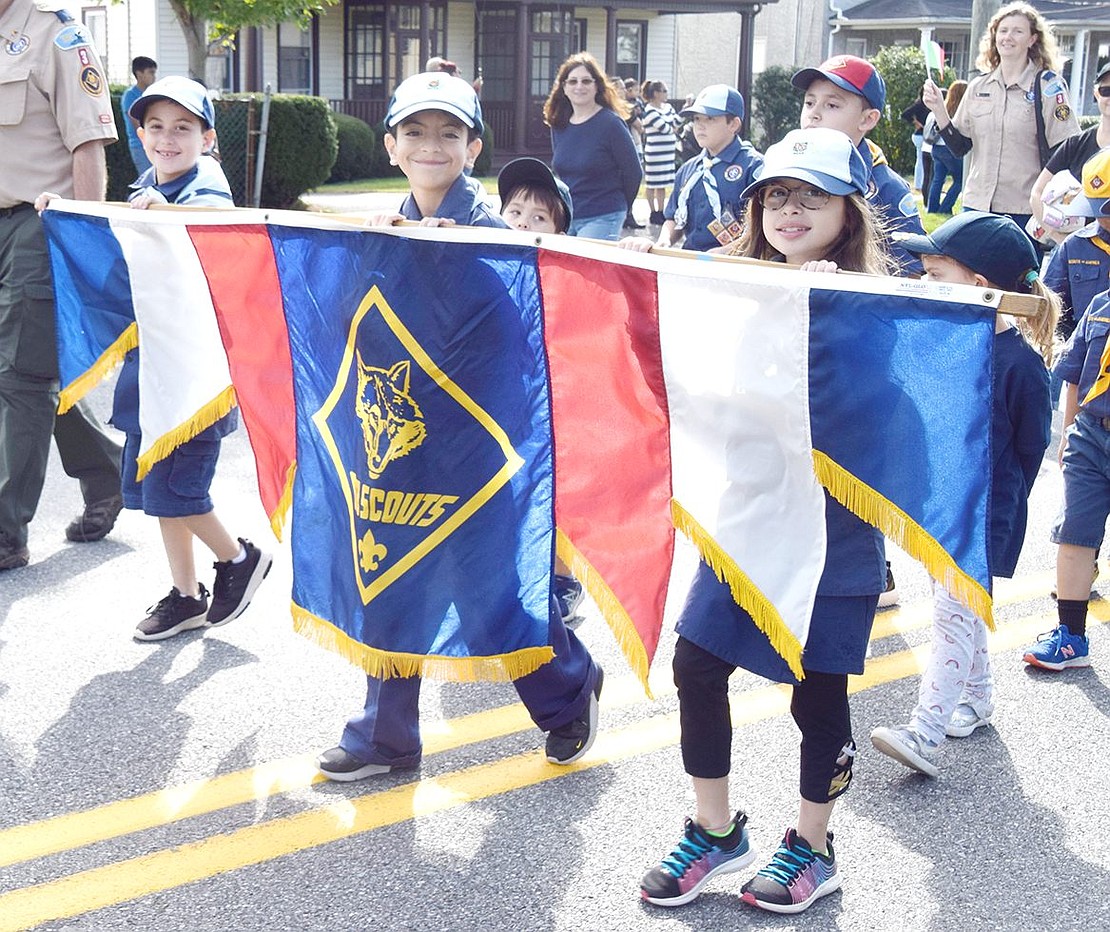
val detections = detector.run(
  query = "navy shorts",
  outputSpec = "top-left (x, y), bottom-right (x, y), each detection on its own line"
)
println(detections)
top-left (1051, 411), bottom-right (1110, 549)
top-left (121, 431), bottom-right (220, 518)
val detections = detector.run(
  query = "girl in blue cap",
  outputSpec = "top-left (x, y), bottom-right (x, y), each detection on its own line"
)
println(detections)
top-left (871, 211), bottom-right (1058, 777)
top-left (640, 127), bottom-right (893, 915)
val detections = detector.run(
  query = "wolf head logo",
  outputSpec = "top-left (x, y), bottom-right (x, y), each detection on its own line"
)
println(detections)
top-left (355, 352), bottom-right (427, 479)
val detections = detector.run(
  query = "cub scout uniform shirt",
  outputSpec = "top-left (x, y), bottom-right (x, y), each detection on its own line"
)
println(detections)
top-left (952, 61), bottom-right (1079, 215)
top-left (0, 0), bottom-right (116, 208)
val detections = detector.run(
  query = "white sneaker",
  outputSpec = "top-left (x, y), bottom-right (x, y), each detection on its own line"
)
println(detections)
top-left (945, 703), bottom-right (992, 738)
top-left (870, 725), bottom-right (939, 777)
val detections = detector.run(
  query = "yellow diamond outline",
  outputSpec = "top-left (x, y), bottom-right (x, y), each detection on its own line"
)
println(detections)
top-left (312, 284), bottom-right (525, 605)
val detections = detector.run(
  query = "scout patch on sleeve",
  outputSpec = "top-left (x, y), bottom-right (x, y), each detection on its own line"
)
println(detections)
top-left (54, 24), bottom-right (91, 50)
top-left (1055, 103), bottom-right (1072, 122)
top-left (80, 65), bottom-right (104, 96)
top-left (1043, 74), bottom-right (1067, 96)
top-left (898, 191), bottom-right (919, 217)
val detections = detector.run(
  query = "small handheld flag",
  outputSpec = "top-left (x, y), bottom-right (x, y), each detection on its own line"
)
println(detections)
top-left (922, 40), bottom-right (946, 80)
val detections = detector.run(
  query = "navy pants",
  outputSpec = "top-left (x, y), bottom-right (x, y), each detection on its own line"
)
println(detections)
top-left (340, 601), bottom-right (599, 767)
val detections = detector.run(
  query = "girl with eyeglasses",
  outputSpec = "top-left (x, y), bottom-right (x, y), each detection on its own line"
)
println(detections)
top-left (640, 127), bottom-right (893, 916)
top-left (542, 53), bottom-right (643, 241)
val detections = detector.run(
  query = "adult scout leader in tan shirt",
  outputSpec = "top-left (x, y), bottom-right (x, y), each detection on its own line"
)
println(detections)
top-left (0, 0), bottom-right (122, 572)
top-left (922, 1), bottom-right (1079, 221)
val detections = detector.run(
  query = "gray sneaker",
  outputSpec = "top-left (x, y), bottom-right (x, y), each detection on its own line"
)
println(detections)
top-left (946, 703), bottom-right (992, 738)
top-left (870, 725), bottom-right (939, 777)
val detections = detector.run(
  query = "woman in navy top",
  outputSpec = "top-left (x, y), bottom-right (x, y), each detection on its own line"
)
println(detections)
top-left (543, 52), bottom-right (643, 241)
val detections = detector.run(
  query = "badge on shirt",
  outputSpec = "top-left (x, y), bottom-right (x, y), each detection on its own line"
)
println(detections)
top-left (1025, 88), bottom-right (1036, 103)
top-left (80, 65), bottom-right (103, 96)
top-left (5, 35), bottom-right (29, 55)
top-left (77, 47), bottom-right (90, 65)
top-left (54, 24), bottom-right (91, 50)
top-left (897, 191), bottom-right (919, 218)
top-left (724, 165), bottom-right (742, 183)
top-left (1055, 103), bottom-right (1072, 122)
top-left (1043, 76), bottom-right (1067, 96)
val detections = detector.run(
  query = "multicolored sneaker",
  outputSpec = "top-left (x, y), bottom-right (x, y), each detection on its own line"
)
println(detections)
top-left (640, 811), bottom-right (756, 907)
top-left (1023, 624), bottom-right (1091, 671)
top-left (554, 573), bottom-right (585, 630)
top-left (870, 725), bottom-right (939, 777)
top-left (740, 828), bottom-right (840, 914)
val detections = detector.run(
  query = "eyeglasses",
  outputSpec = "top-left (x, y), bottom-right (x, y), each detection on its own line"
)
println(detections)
top-left (1098, 86), bottom-right (1110, 98)
top-left (564, 77), bottom-right (595, 86)
top-left (757, 184), bottom-right (831, 211)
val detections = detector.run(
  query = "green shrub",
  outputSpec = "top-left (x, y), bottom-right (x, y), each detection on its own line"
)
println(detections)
top-left (106, 88), bottom-right (139, 202)
top-left (870, 46), bottom-right (956, 177)
top-left (473, 124), bottom-right (494, 176)
top-left (223, 93), bottom-right (338, 208)
top-left (751, 65), bottom-right (799, 150)
top-left (329, 113), bottom-right (376, 182)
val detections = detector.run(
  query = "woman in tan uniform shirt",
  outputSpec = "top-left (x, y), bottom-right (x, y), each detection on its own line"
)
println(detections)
top-left (922, 1), bottom-right (1079, 239)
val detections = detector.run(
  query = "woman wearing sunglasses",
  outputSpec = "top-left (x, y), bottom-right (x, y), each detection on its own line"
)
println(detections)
top-left (543, 53), bottom-right (643, 240)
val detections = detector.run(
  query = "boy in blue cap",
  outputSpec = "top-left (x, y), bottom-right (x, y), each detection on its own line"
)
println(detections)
top-left (792, 55), bottom-right (925, 277)
top-left (1027, 153), bottom-right (1110, 672)
top-left (318, 75), bottom-right (603, 781)
top-left (637, 84), bottom-right (762, 254)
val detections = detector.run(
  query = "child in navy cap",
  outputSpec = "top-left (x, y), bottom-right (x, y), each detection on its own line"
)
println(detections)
top-left (871, 212), bottom-right (1057, 776)
top-left (793, 55), bottom-right (926, 279)
top-left (628, 84), bottom-right (762, 254)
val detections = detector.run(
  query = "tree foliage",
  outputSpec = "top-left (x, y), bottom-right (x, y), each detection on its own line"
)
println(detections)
top-left (870, 45), bottom-right (956, 177)
top-left (167, 0), bottom-right (338, 80)
top-left (751, 65), bottom-right (800, 151)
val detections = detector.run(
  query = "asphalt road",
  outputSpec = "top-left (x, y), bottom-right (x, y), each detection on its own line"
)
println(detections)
top-left (2, 365), bottom-right (1108, 931)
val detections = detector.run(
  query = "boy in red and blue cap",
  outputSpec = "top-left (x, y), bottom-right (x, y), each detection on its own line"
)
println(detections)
top-left (793, 55), bottom-right (926, 277)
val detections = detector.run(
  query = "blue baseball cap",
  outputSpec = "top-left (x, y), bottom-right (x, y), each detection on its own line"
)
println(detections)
top-left (681, 84), bottom-right (745, 120)
top-left (895, 212), bottom-right (1039, 292)
top-left (129, 76), bottom-right (215, 129)
top-left (386, 72), bottom-right (484, 135)
top-left (741, 128), bottom-right (870, 199)
top-left (792, 55), bottom-right (887, 111)
top-left (497, 157), bottom-right (573, 229)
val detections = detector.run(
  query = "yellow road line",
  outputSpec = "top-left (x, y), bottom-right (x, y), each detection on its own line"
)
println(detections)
top-left (2, 604), bottom-right (1105, 931)
top-left (0, 576), bottom-right (1082, 871)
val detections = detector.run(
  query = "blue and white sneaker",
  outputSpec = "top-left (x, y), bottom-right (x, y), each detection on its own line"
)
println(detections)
top-left (554, 573), bottom-right (585, 630)
top-left (1023, 624), bottom-right (1090, 671)
top-left (741, 828), bottom-right (841, 914)
top-left (641, 811), bottom-right (757, 906)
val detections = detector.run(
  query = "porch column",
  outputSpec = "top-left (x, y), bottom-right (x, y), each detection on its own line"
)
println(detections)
top-left (514, 1), bottom-right (530, 155)
top-left (736, 6), bottom-right (757, 137)
top-left (420, 1), bottom-right (431, 70)
top-left (605, 8), bottom-right (617, 74)
top-left (1071, 29), bottom-right (1089, 113)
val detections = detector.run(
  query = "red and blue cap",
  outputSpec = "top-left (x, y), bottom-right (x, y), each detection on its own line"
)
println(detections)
top-left (792, 55), bottom-right (886, 111)
top-left (681, 84), bottom-right (745, 120)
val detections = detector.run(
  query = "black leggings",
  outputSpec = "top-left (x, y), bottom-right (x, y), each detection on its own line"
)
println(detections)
top-left (673, 636), bottom-right (854, 803)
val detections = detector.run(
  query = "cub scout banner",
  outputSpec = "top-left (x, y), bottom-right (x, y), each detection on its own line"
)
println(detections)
top-left (42, 203), bottom-right (997, 688)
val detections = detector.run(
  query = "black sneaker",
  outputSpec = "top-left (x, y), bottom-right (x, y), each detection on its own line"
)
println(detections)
top-left (0, 533), bottom-right (29, 571)
top-left (317, 746), bottom-right (400, 782)
top-left (624, 212), bottom-right (645, 230)
top-left (134, 585), bottom-right (210, 641)
top-left (65, 494), bottom-right (123, 542)
top-left (207, 538), bottom-right (273, 626)
top-left (545, 666), bottom-right (603, 764)
top-left (554, 573), bottom-right (585, 630)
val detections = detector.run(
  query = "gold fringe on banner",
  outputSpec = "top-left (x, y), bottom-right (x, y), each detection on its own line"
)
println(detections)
top-left (556, 529), bottom-right (654, 697)
top-left (291, 602), bottom-right (556, 683)
top-left (811, 449), bottom-right (994, 628)
top-left (268, 462), bottom-right (297, 541)
top-left (671, 500), bottom-right (805, 680)
top-left (133, 385), bottom-right (238, 481)
top-left (56, 322), bottom-right (138, 414)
